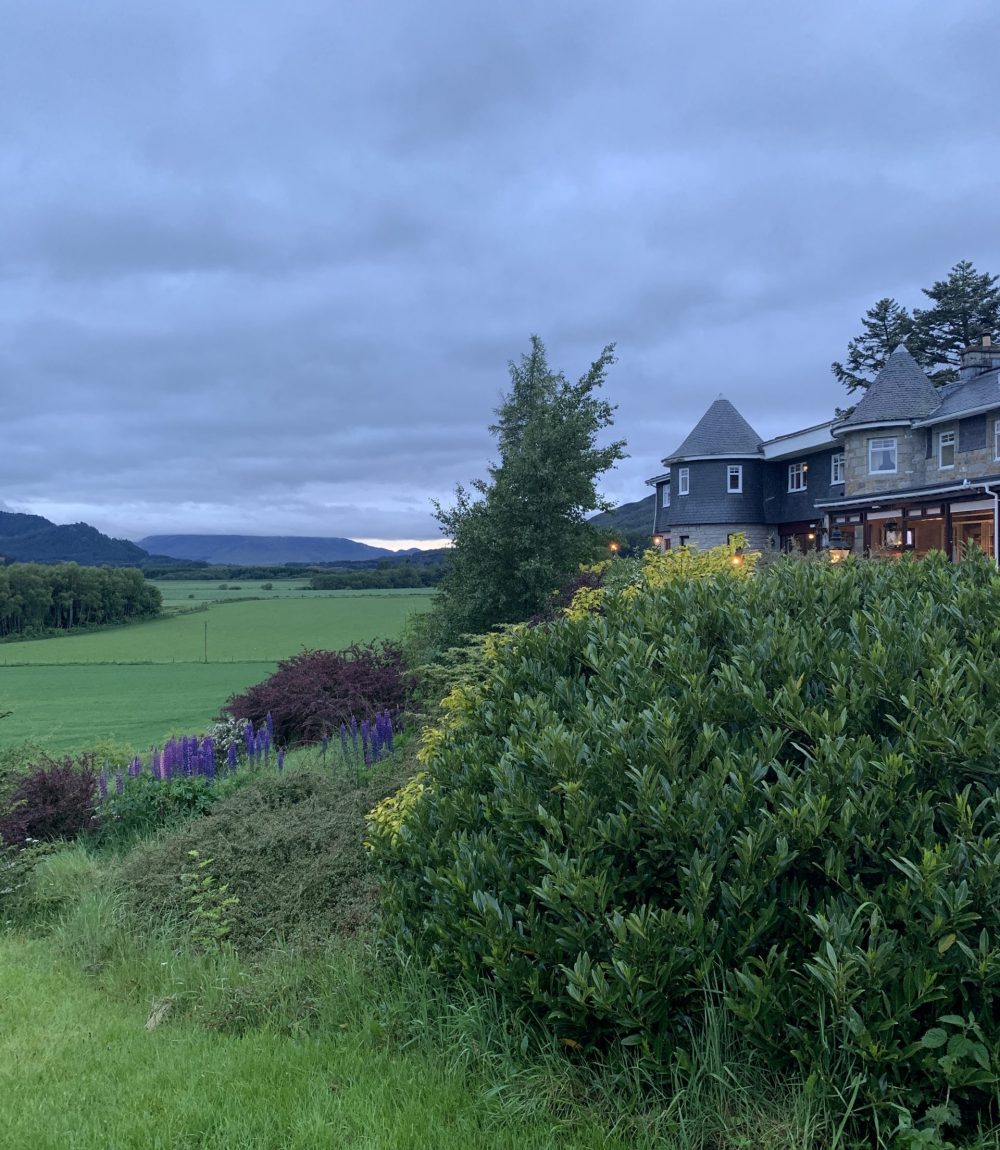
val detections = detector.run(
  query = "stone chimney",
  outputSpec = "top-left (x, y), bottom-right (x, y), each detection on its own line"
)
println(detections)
top-left (959, 334), bottom-right (1000, 381)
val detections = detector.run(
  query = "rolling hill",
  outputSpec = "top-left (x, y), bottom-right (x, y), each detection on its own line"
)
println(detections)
top-left (589, 494), bottom-right (655, 535)
top-left (0, 511), bottom-right (151, 566)
top-left (138, 534), bottom-right (396, 565)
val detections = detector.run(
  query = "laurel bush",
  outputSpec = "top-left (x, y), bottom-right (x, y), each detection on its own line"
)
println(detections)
top-left (371, 552), bottom-right (1000, 1134)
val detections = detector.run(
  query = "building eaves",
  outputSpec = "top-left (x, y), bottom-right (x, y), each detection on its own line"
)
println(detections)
top-left (815, 475), bottom-right (1000, 509)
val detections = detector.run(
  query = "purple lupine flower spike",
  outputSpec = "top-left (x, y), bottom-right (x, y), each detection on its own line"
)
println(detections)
top-left (98, 767), bottom-right (108, 800)
top-left (114, 768), bottom-right (124, 795)
top-left (227, 743), bottom-right (238, 771)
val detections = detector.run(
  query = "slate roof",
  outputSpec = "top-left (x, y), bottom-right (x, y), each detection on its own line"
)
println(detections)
top-left (836, 345), bottom-right (940, 428)
top-left (664, 396), bottom-right (762, 462)
top-left (912, 369), bottom-right (1000, 425)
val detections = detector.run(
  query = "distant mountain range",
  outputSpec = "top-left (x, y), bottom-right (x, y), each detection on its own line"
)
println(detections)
top-left (138, 534), bottom-right (401, 565)
top-left (589, 494), bottom-right (655, 535)
top-left (0, 511), bottom-right (151, 566)
top-left (1, 502), bottom-right (648, 569)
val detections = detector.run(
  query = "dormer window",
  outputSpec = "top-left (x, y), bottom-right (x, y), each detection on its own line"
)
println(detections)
top-left (939, 430), bottom-right (955, 469)
top-left (869, 437), bottom-right (897, 474)
top-left (727, 465), bottom-right (742, 493)
top-left (678, 468), bottom-right (690, 496)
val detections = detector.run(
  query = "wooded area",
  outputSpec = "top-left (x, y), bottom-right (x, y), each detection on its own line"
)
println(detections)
top-left (0, 564), bottom-right (161, 638)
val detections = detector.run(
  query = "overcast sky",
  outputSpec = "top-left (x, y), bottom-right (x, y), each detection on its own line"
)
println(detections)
top-left (3, 1), bottom-right (999, 547)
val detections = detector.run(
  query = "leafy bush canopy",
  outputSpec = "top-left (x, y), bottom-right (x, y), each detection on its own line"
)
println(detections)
top-left (370, 552), bottom-right (1000, 1132)
top-left (0, 756), bottom-right (97, 848)
top-left (222, 641), bottom-right (409, 747)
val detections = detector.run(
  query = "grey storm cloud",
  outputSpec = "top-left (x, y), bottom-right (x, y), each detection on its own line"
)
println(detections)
top-left (2, 0), bottom-right (1000, 544)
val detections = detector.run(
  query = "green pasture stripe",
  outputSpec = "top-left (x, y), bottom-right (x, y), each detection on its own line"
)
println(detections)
top-left (151, 580), bottom-right (436, 604)
top-left (0, 594), bottom-right (431, 666)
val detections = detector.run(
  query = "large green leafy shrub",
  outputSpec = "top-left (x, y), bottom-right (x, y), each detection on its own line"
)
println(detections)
top-left (371, 554), bottom-right (1000, 1131)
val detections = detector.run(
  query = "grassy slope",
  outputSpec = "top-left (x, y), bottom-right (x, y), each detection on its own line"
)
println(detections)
top-left (0, 936), bottom-right (619, 1150)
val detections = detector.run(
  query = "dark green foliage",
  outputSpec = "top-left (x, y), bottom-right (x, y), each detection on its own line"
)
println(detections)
top-left (309, 559), bottom-right (445, 591)
top-left (0, 756), bottom-right (97, 847)
top-left (376, 554), bottom-right (1000, 1132)
top-left (222, 642), bottom-right (409, 746)
top-left (834, 261), bottom-right (1000, 391)
top-left (0, 562), bottom-right (161, 638)
top-left (831, 298), bottom-right (918, 392)
top-left (915, 260), bottom-right (1000, 379)
top-left (0, 511), bottom-right (151, 566)
top-left (588, 495), bottom-right (656, 536)
top-left (95, 773), bottom-right (245, 846)
top-left (427, 336), bottom-right (626, 647)
top-left (118, 763), bottom-right (409, 951)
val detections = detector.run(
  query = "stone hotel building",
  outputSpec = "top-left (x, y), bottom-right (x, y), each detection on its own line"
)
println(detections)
top-left (647, 338), bottom-right (1000, 559)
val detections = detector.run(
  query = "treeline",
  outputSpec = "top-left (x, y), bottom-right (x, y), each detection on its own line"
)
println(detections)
top-left (145, 554), bottom-right (449, 586)
top-left (309, 562), bottom-right (445, 591)
top-left (0, 563), bottom-right (161, 638)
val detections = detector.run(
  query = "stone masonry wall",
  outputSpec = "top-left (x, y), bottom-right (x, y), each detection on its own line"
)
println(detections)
top-left (666, 523), bottom-right (772, 551)
top-left (843, 425), bottom-right (1000, 497)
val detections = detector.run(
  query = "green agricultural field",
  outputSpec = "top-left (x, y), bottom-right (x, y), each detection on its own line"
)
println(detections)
top-left (151, 579), bottom-right (416, 606)
top-left (0, 591), bottom-right (431, 753)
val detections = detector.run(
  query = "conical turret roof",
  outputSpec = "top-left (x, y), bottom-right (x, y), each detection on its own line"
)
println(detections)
top-left (664, 396), bottom-right (762, 462)
top-left (837, 345), bottom-right (939, 427)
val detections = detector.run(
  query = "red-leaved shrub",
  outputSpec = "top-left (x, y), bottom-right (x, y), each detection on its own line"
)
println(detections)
top-left (0, 756), bottom-right (98, 847)
top-left (222, 642), bottom-right (410, 747)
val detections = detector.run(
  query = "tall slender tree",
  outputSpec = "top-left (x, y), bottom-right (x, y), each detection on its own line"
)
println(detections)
top-left (429, 336), bottom-right (625, 641)
top-left (834, 261), bottom-right (1000, 391)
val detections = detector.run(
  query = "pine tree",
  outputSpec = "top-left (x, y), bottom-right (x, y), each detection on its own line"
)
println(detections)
top-left (429, 337), bottom-right (625, 641)
top-left (834, 261), bottom-right (1000, 392)
top-left (831, 298), bottom-right (916, 392)
top-left (913, 260), bottom-right (1000, 381)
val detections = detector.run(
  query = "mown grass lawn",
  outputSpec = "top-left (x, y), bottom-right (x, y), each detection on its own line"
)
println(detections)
top-left (0, 936), bottom-right (617, 1150)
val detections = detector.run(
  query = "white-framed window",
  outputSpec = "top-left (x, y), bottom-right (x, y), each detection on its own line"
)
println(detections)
top-left (661, 485), bottom-right (670, 508)
top-left (994, 418), bottom-right (1000, 461)
top-left (868, 437), bottom-right (897, 474)
top-left (788, 462), bottom-right (807, 492)
top-left (678, 468), bottom-right (690, 496)
top-left (939, 429), bottom-right (955, 469)
top-left (831, 452), bottom-right (845, 484)
top-left (727, 465), bottom-right (743, 493)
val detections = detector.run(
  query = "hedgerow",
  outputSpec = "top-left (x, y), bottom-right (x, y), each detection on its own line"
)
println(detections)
top-left (370, 552), bottom-right (1000, 1136)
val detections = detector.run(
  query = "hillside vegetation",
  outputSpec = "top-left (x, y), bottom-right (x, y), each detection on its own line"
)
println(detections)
top-left (0, 511), bottom-right (151, 566)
